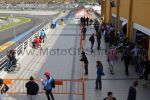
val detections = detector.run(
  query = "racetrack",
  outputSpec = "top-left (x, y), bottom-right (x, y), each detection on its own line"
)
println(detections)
top-left (0, 11), bottom-right (59, 58)
top-left (0, 14), bottom-right (51, 45)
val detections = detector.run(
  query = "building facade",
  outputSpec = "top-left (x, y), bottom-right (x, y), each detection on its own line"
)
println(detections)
top-left (101, 0), bottom-right (150, 60)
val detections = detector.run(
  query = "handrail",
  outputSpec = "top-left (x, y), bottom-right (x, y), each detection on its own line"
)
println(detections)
top-left (0, 12), bottom-right (62, 70)
top-left (3, 79), bottom-right (84, 99)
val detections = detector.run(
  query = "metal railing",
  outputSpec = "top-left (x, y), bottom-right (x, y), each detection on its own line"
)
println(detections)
top-left (3, 79), bottom-right (85, 100)
top-left (0, 12), bottom-right (61, 70)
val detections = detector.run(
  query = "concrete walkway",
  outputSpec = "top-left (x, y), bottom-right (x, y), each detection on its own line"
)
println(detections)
top-left (2, 16), bottom-right (150, 100)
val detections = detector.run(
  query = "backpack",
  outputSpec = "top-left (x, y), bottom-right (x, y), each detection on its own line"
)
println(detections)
top-left (51, 79), bottom-right (55, 88)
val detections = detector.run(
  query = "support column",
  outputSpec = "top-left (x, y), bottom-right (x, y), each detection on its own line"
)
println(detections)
top-left (148, 37), bottom-right (150, 60)
top-left (115, 0), bottom-right (120, 34)
top-left (109, 0), bottom-right (112, 23)
top-left (127, 0), bottom-right (133, 41)
top-left (101, 0), bottom-right (106, 23)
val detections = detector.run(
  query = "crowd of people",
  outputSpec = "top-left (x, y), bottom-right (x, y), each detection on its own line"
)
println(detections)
top-left (79, 16), bottom-right (150, 100)
top-left (32, 29), bottom-right (46, 49)
top-left (25, 72), bottom-right (55, 100)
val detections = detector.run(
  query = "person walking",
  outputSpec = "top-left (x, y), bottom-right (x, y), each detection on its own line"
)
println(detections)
top-left (89, 33), bottom-right (95, 53)
top-left (80, 52), bottom-right (89, 75)
top-left (107, 45), bottom-right (118, 74)
top-left (25, 76), bottom-right (39, 100)
top-left (40, 30), bottom-right (46, 43)
top-left (127, 80), bottom-right (139, 100)
top-left (82, 26), bottom-right (87, 40)
top-left (41, 72), bottom-right (54, 100)
top-left (103, 91), bottom-right (116, 100)
top-left (121, 46), bottom-right (132, 75)
top-left (95, 61), bottom-right (105, 90)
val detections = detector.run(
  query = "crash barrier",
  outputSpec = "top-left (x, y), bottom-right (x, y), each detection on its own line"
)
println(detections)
top-left (0, 11), bottom-right (65, 70)
top-left (3, 79), bottom-right (85, 100)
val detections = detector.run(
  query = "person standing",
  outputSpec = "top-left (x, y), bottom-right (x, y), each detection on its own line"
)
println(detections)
top-left (96, 31), bottom-right (101, 50)
top-left (142, 57), bottom-right (150, 87)
top-left (94, 20), bottom-right (100, 33)
top-left (127, 80), bottom-right (139, 100)
top-left (121, 46), bottom-right (131, 75)
top-left (82, 26), bottom-right (87, 40)
top-left (86, 17), bottom-right (89, 26)
top-left (95, 61), bottom-right (105, 90)
top-left (25, 76), bottom-right (39, 100)
top-left (103, 91), bottom-right (116, 100)
top-left (0, 79), bottom-right (3, 100)
top-left (107, 45), bottom-right (118, 74)
top-left (89, 34), bottom-right (95, 53)
top-left (40, 30), bottom-right (46, 43)
top-left (41, 72), bottom-right (54, 100)
top-left (80, 52), bottom-right (89, 75)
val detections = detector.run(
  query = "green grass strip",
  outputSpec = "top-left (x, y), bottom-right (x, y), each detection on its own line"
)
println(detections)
top-left (0, 17), bottom-right (31, 31)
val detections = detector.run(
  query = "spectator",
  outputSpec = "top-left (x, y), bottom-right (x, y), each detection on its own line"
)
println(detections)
top-left (41, 72), bottom-right (54, 100)
top-left (95, 61), bottom-right (105, 90)
top-left (50, 20), bottom-right (56, 29)
top-left (85, 17), bottom-right (89, 26)
top-left (96, 30), bottom-right (101, 50)
top-left (127, 80), bottom-right (139, 100)
top-left (121, 46), bottom-right (132, 75)
top-left (7, 49), bottom-right (17, 66)
top-left (82, 26), bottom-right (87, 40)
top-left (40, 30), bottom-right (46, 43)
top-left (89, 33), bottom-right (95, 53)
top-left (0, 78), bottom-right (3, 100)
top-left (25, 76), bottom-right (39, 100)
top-left (107, 45), bottom-right (118, 74)
top-left (94, 20), bottom-right (100, 33)
top-left (103, 91), bottom-right (116, 100)
top-left (80, 52), bottom-right (89, 75)
top-left (89, 19), bottom-right (93, 26)
top-left (142, 57), bottom-right (150, 87)
top-left (33, 36), bottom-right (41, 48)
top-left (131, 45), bottom-right (140, 72)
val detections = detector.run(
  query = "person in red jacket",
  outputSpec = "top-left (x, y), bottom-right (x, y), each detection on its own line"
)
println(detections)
top-left (33, 36), bottom-right (41, 48)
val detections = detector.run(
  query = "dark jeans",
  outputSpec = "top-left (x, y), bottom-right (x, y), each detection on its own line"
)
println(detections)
top-left (85, 64), bottom-right (88, 75)
top-left (83, 33), bottom-right (86, 40)
top-left (91, 43), bottom-right (94, 53)
top-left (124, 61), bottom-right (129, 75)
top-left (97, 38), bottom-right (101, 50)
top-left (45, 89), bottom-right (54, 100)
top-left (96, 76), bottom-right (101, 89)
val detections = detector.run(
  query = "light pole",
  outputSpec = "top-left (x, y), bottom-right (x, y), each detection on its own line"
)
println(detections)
top-left (11, 15), bottom-right (16, 45)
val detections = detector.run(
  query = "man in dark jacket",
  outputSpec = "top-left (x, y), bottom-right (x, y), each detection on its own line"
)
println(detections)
top-left (121, 47), bottom-right (131, 75)
top-left (25, 76), bottom-right (39, 100)
top-left (89, 34), bottom-right (95, 53)
top-left (82, 26), bottom-right (87, 40)
top-left (127, 80), bottom-right (138, 100)
top-left (142, 58), bottom-right (150, 86)
top-left (80, 52), bottom-right (89, 75)
top-left (96, 31), bottom-right (101, 50)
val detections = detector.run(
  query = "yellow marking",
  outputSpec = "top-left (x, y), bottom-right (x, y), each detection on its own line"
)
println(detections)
top-left (0, 41), bottom-right (15, 52)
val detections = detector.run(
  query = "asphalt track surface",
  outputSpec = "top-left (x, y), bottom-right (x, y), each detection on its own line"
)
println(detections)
top-left (0, 13), bottom-right (58, 58)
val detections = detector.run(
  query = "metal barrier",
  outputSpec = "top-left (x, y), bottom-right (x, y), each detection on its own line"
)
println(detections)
top-left (3, 79), bottom-right (85, 100)
top-left (0, 12), bottom-right (62, 70)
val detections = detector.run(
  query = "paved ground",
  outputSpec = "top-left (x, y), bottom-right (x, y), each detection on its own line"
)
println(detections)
top-left (1, 13), bottom-right (150, 100)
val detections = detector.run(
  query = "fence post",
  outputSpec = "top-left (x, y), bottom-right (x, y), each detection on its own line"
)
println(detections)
top-left (82, 80), bottom-right (85, 100)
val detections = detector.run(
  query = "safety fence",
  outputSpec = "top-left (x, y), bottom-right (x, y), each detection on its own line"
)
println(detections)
top-left (3, 79), bottom-right (85, 100)
top-left (0, 11), bottom-right (70, 71)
